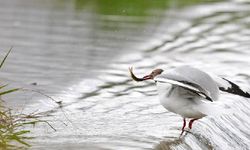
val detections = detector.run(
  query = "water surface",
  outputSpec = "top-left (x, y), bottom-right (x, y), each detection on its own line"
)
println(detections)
top-left (0, 0), bottom-right (250, 149)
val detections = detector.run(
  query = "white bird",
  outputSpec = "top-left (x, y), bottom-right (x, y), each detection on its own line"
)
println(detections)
top-left (129, 66), bottom-right (250, 135)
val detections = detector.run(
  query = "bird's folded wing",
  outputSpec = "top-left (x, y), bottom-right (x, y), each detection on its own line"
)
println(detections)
top-left (155, 77), bottom-right (213, 102)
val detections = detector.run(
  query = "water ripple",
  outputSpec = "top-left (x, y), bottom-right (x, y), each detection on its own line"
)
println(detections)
top-left (1, 1), bottom-right (250, 150)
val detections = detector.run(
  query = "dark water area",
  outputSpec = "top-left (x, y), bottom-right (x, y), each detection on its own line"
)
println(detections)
top-left (0, 0), bottom-right (250, 149)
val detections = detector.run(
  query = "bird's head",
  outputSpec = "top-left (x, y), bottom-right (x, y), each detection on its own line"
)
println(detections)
top-left (129, 67), bottom-right (163, 81)
top-left (142, 69), bottom-right (164, 80)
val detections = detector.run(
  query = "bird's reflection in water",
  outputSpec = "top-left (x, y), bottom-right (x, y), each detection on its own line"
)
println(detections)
top-left (154, 131), bottom-right (214, 150)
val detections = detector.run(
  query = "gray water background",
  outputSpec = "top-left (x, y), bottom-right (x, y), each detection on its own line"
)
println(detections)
top-left (0, 0), bottom-right (250, 149)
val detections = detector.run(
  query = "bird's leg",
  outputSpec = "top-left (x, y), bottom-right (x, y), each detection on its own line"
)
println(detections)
top-left (188, 118), bottom-right (198, 129)
top-left (180, 118), bottom-right (186, 136)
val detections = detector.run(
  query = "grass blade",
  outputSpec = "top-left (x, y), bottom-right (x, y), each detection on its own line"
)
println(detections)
top-left (0, 47), bottom-right (12, 69)
top-left (11, 135), bottom-right (31, 147)
top-left (14, 130), bottom-right (30, 136)
top-left (0, 84), bottom-right (8, 90)
top-left (0, 88), bottom-right (19, 96)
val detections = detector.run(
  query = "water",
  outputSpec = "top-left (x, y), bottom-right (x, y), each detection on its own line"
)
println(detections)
top-left (0, 0), bottom-right (250, 149)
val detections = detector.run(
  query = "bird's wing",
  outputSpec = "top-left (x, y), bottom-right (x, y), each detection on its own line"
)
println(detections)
top-left (155, 76), bottom-right (213, 102)
top-left (214, 77), bottom-right (250, 98)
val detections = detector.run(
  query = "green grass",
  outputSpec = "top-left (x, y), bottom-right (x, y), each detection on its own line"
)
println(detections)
top-left (0, 108), bottom-right (32, 149)
top-left (0, 48), bottom-right (56, 149)
top-left (0, 48), bottom-right (30, 149)
top-left (0, 107), bottom-right (56, 149)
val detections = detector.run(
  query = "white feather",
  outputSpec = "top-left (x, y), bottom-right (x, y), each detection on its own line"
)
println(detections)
top-left (155, 66), bottom-right (223, 118)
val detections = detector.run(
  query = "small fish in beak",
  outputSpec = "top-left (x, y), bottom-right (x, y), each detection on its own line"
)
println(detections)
top-left (129, 67), bottom-right (163, 82)
top-left (129, 67), bottom-right (144, 81)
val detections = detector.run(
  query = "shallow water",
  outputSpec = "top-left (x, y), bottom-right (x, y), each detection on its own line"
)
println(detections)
top-left (1, 0), bottom-right (250, 149)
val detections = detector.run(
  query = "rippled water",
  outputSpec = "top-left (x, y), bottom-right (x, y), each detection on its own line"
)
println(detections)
top-left (1, 0), bottom-right (250, 149)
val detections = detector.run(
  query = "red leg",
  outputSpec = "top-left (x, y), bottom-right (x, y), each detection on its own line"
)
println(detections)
top-left (180, 118), bottom-right (186, 136)
top-left (188, 118), bottom-right (198, 129)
